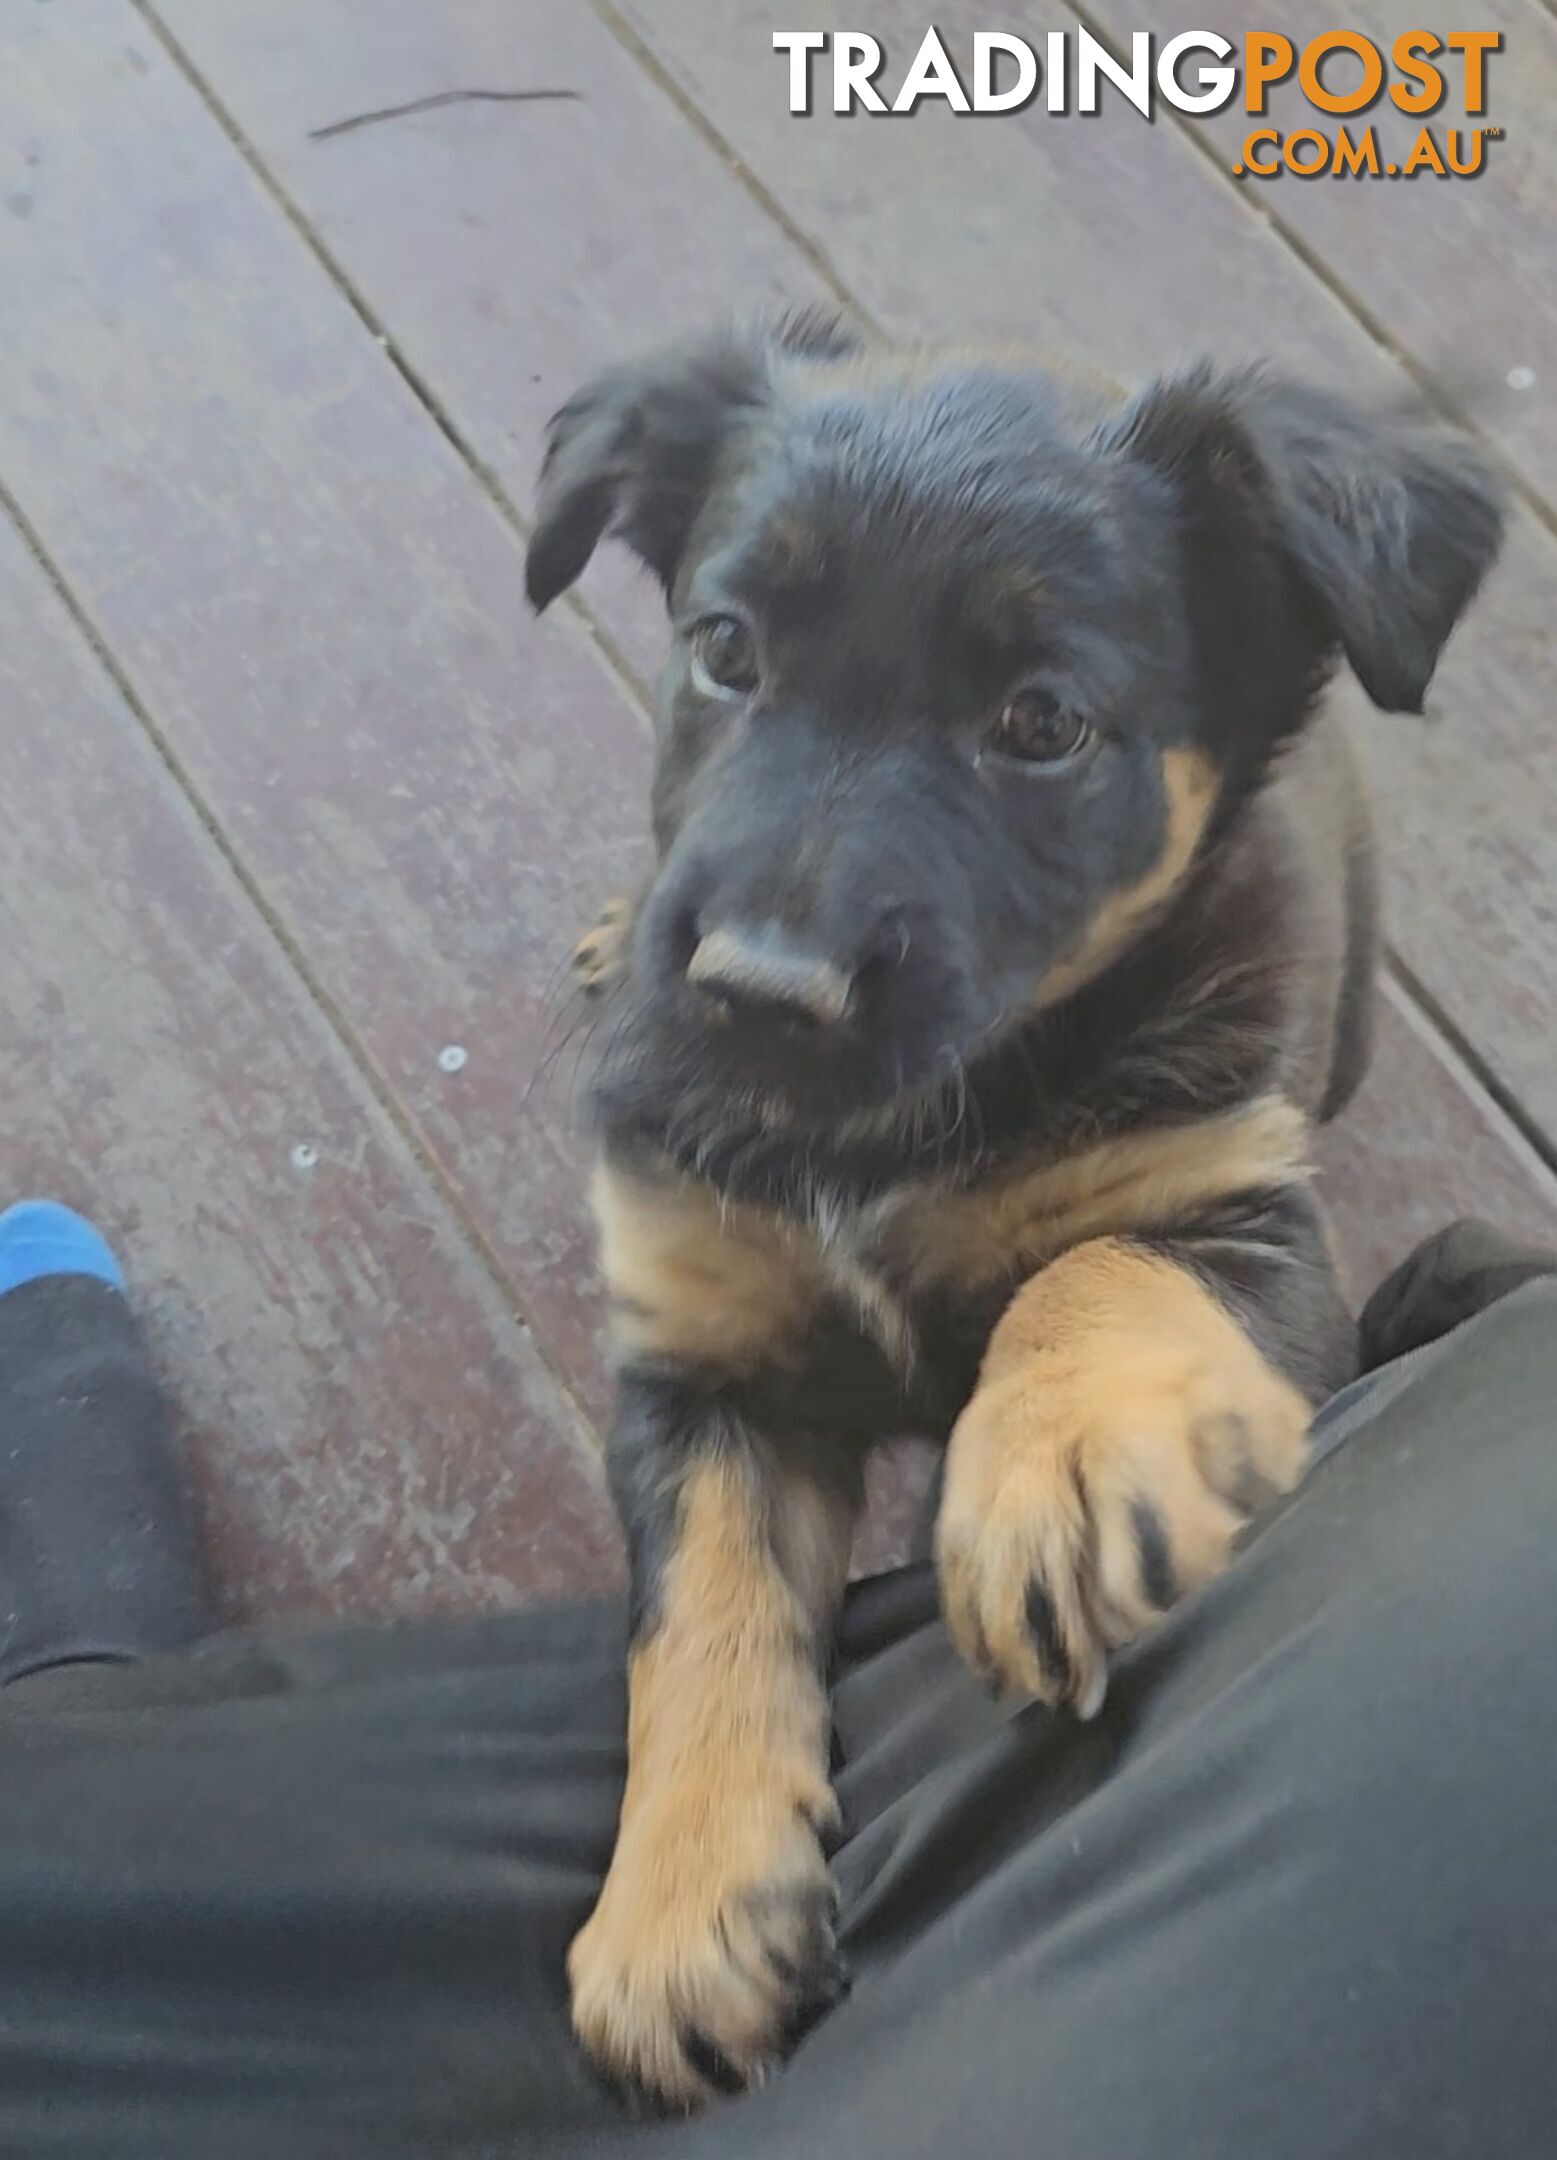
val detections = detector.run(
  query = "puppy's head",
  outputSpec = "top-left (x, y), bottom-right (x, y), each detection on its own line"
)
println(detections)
top-left (529, 318), bottom-right (1501, 1129)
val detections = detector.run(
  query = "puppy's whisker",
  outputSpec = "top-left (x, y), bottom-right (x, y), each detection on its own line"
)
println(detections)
top-left (520, 996), bottom-right (591, 1115)
top-left (524, 996), bottom-right (621, 1119)
top-left (539, 943), bottom-right (585, 1012)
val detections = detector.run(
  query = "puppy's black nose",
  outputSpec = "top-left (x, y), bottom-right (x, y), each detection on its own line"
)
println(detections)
top-left (687, 925), bottom-right (853, 1031)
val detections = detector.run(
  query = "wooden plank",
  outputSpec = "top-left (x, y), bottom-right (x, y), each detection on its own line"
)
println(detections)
top-left (0, 1), bottom-right (665, 1423)
top-left (598, 0), bottom-right (1557, 1164)
top-left (1103, 0), bottom-right (1557, 512)
top-left (0, 505), bottom-right (619, 1624)
top-left (147, 0), bottom-right (817, 691)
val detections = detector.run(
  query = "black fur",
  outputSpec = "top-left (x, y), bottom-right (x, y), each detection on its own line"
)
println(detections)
top-left (1319, 829), bottom-right (1382, 1124)
top-left (1023, 1580), bottom-right (1073, 1697)
top-left (1112, 366), bottom-right (1505, 717)
top-left (526, 310), bottom-right (858, 613)
top-left (595, 817), bottom-right (1297, 1214)
top-left (1143, 1182), bottom-right (1360, 1406)
top-left (1131, 1500), bottom-right (1177, 1611)
top-left (532, 326), bottom-right (1500, 1153)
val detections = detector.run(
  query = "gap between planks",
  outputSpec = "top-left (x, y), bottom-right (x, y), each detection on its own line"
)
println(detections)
top-left (590, 0), bottom-right (883, 336)
top-left (1385, 953), bottom-right (1557, 1179)
top-left (130, 0), bottom-right (659, 727)
top-left (1063, 2), bottom-right (1557, 552)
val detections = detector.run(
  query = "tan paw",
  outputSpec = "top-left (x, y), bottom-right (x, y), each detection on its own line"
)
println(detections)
top-left (936, 1240), bottom-right (1310, 1714)
top-left (572, 895), bottom-right (634, 998)
top-left (569, 1783), bottom-right (844, 2112)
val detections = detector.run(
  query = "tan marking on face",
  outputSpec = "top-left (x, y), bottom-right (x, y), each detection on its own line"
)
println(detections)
top-left (1036, 746), bottom-right (1220, 1010)
top-left (763, 511), bottom-right (827, 584)
top-left (936, 1236), bottom-right (1311, 1711)
top-left (990, 565), bottom-right (1048, 609)
top-left (975, 564), bottom-right (1049, 643)
top-left (568, 1454), bottom-right (852, 2108)
top-left (593, 1159), bottom-right (824, 1374)
top-left (880, 1093), bottom-right (1309, 1299)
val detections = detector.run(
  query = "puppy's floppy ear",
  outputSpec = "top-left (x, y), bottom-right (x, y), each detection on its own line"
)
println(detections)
top-left (524, 310), bottom-right (860, 613)
top-left (1110, 365), bottom-right (1504, 713)
top-left (524, 335), bottom-right (765, 612)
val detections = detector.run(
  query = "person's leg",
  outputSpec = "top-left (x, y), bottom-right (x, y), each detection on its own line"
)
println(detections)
top-left (788, 1246), bottom-right (1557, 2160)
top-left (1358, 1214), bottom-right (1557, 1368)
top-left (0, 1223), bottom-right (1552, 2160)
top-left (0, 1201), bottom-right (211, 1683)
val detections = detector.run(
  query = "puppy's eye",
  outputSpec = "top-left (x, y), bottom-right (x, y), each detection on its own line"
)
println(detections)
top-left (689, 615), bottom-right (760, 699)
top-left (984, 689), bottom-right (1092, 769)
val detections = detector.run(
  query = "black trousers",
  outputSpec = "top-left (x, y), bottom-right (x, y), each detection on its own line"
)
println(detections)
top-left (1, 1228), bottom-right (1555, 2159)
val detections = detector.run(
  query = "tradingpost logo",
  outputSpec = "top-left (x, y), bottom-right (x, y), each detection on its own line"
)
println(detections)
top-left (773, 28), bottom-right (1503, 179)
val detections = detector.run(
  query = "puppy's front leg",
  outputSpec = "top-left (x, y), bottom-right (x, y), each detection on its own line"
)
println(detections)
top-left (937, 1211), bottom-right (1348, 1712)
top-left (570, 1373), bottom-right (858, 2112)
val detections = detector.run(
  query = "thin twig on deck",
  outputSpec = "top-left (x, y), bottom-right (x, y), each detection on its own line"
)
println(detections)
top-left (309, 89), bottom-right (581, 142)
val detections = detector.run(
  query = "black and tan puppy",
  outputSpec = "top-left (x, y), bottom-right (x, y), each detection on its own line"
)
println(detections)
top-left (525, 315), bottom-right (1502, 2110)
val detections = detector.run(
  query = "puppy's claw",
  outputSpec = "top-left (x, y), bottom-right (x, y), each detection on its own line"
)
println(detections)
top-left (1075, 1663), bottom-right (1109, 1722)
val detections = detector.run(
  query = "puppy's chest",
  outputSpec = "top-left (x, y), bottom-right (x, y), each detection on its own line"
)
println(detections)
top-left (596, 1156), bottom-right (974, 1401)
top-left (596, 1095), bottom-right (1308, 1412)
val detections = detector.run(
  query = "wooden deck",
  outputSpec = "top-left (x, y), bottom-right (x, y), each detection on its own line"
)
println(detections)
top-left (1, 2), bottom-right (1553, 1621)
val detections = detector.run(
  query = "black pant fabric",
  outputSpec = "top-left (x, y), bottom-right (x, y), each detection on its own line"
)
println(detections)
top-left (1, 1233), bottom-right (1555, 2158)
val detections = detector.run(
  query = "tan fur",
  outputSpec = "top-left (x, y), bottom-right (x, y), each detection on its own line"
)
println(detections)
top-left (594, 1160), bottom-right (825, 1373)
top-left (973, 564), bottom-right (1049, 642)
top-left (1035, 747), bottom-right (1219, 1009)
top-left (792, 339), bottom-right (1113, 404)
top-left (879, 1093), bottom-right (1309, 1302)
top-left (763, 510), bottom-right (828, 584)
top-left (937, 1238), bottom-right (1311, 1710)
top-left (568, 1456), bottom-right (849, 2109)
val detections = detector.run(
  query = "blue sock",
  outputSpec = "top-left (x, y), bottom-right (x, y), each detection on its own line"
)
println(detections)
top-left (0, 1201), bottom-right (125, 1301)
